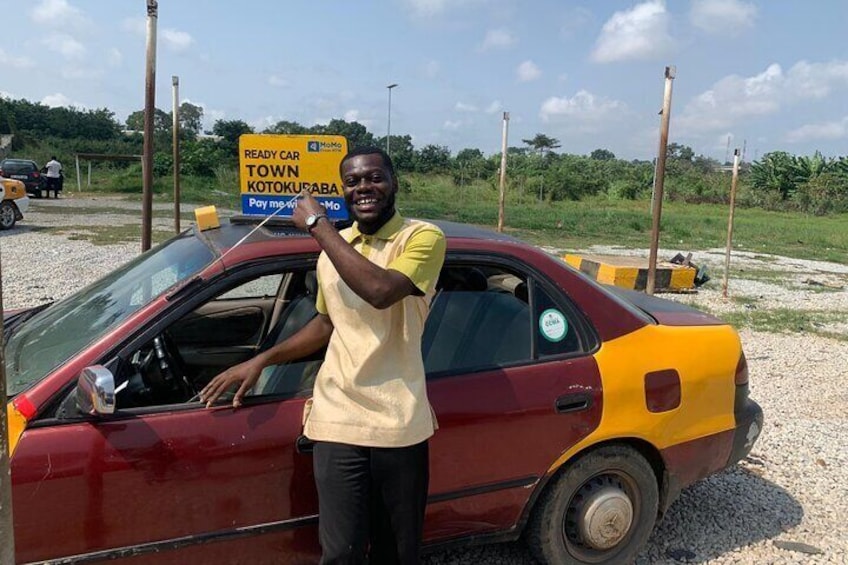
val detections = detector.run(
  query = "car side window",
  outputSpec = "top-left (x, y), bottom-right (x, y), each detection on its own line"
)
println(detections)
top-left (423, 264), bottom-right (532, 375)
top-left (111, 268), bottom-right (321, 410)
top-left (422, 261), bottom-right (591, 377)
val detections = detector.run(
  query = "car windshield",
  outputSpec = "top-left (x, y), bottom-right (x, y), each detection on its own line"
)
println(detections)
top-left (4, 231), bottom-right (216, 395)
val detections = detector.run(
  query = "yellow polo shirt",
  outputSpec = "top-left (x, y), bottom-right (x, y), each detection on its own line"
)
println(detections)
top-left (304, 213), bottom-right (446, 447)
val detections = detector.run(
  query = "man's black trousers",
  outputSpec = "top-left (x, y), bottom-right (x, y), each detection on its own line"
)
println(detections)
top-left (313, 440), bottom-right (429, 565)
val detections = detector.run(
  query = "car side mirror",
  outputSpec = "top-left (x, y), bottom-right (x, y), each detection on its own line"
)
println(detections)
top-left (77, 365), bottom-right (116, 416)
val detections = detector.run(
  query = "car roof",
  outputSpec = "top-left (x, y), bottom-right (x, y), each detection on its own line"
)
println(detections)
top-left (200, 216), bottom-right (523, 251)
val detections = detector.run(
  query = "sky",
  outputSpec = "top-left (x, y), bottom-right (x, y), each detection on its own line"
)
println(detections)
top-left (2, 0), bottom-right (848, 162)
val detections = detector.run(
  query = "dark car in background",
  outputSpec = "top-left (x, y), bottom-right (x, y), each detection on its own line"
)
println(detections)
top-left (0, 158), bottom-right (45, 197)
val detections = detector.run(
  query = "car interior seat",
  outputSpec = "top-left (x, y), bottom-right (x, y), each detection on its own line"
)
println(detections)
top-left (252, 271), bottom-right (324, 397)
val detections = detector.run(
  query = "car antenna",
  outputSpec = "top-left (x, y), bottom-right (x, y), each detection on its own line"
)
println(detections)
top-left (216, 191), bottom-right (305, 265)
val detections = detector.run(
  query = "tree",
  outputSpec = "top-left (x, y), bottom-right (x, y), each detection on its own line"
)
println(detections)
top-left (179, 102), bottom-right (204, 138)
top-left (263, 120), bottom-right (307, 135)
top-left (414, 144), bottom-right (451, 174)
top-left (126, 108), bottom-right (171, 134)
top-left (313, 119), bottom-right (376, 149)
top-left (522, 133), bottom-right (561, 157)
top-left (590, 148), bottom-right (616, 161)
top-left (376, 134), bottom-right (414, 171)
top-left (212, 119), bottom-right (254, 158)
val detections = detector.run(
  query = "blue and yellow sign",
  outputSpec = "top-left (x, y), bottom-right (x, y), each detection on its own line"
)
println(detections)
top-left (238, 134), bottom-right (349, 219)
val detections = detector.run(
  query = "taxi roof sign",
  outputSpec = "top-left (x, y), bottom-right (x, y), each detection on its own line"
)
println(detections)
top-left (239, 134), bottom-right (349, 220)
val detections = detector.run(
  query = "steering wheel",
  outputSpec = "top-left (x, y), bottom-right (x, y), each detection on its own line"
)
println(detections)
top-left (152, 332), bottom-right (196, 398)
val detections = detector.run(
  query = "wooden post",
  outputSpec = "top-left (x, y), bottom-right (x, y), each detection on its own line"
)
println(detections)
top-left (172, 75), bottom-right (181, 234)
top-left (142, 0), bottom-right (158, 252)
top-left (646, 65), bottom-right (676, 295)
top-left (87, 161), bottom-right (92, 188)
top-left (0, 246), bottom-right (16, 562)
top-left (723, 149), bottom-right (741, 298)
top-left (75, 154), bottom-right (81, 192)
top-left (497, 111), bottom-right (509, 233)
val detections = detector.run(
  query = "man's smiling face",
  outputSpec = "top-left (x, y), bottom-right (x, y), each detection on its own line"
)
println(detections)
top-left (341, 153), bottom-right (398, 233)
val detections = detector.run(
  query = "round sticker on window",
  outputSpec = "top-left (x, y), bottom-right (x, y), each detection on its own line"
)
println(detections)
top-left (539, 309), bottom-right (568, 342)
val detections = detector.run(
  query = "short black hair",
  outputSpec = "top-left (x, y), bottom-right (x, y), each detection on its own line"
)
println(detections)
top-left (339, 146), bottom-right (395, 177)
top-left (51, 155), bottom-right (57, 160)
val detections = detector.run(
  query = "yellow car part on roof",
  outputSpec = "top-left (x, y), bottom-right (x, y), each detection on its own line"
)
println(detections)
top-left (548, 323), bottom-right (740, 472)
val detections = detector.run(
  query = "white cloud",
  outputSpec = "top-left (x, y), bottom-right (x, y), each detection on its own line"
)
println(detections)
top-left (31, 0), bottom-right (88, 30)
top-left (119, 17), bottom-right (192, 51)
top-left (785, 118), bottom-right (848, 143)
top-left (43, 34), bottom-right (86, 60)
top-left (455, 102), bottom-right (478, 112)
top-left (0, 49), bottom-right (34, 69)
top-left (41, 93), bottom-right (84, 108)
top-left (485, 101), bottom-right (503, 114)
top-left (0, 91), bottom-right (15, 99)
top-left (540, 90), bottom-right (625, 124)
top-left (678, 60), bottom-right (848, 133)
top-left (516, 60), bottom-right (541, 82)
top-left (591, 0), bottom-right (674, 63)
top-left (421, 59), bottom-right (440, 79)
top-left (268, 75), bottom-right (289, 87)
top-left (343, 109), bottom-right (360, 122)
top-left (690, 0), bottom-right (757, 35)
top-left (405, 0), bottom-right (450, 17)
top-left (479, 28), bottom-right (516, 51)
top-left (161, 29), bottom-right (193, 51)
top-left (443, 119), bottom-right (462, 131)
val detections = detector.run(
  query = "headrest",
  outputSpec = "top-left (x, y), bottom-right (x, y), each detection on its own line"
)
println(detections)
top-left (304, 271), bottom-right (318, 295)
top-left (436, 267), bottom-right (488, 292)
top-left (514, 282), bottom-right (528, 302)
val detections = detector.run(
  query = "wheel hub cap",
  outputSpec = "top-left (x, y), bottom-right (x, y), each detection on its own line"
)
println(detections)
top-left (578, 486), bottom-right (633, 550)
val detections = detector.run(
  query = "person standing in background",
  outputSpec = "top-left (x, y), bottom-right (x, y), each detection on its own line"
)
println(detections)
top-left (44, 156), bottom-right (62, 198)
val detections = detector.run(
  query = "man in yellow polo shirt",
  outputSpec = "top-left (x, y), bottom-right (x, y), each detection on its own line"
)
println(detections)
top-left (200, 146), bottom-right (445, 564)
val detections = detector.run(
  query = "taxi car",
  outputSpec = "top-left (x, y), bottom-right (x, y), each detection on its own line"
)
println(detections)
top-left (5, 216), bottom-right (762, 564)
top-left (0, 177), bottom-right (30, 229)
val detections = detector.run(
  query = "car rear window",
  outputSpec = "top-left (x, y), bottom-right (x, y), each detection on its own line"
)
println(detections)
top-left (1, 161), bottom-right (36, 174)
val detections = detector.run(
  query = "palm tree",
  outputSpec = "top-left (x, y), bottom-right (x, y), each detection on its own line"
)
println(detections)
top-left (522, 134), bottom-right (561, 200)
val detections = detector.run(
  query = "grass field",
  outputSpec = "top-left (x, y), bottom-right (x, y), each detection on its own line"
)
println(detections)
top-left (81, 170), bottom-right (848, 264)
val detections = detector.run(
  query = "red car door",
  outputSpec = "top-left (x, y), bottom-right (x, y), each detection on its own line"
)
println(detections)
top-left (12, 398), bottom-right (320, 564)
top-left (421, 261), bottom-right (604, 541)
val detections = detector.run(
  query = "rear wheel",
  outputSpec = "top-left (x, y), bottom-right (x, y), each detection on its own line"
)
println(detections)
top-left (0, 201), bottom-right (17, 229)
top-left (526, 445), bottom-right (659, 564)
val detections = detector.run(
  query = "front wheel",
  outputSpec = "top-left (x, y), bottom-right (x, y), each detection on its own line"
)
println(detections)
top-left (526, 445), bottom-right (659, 564)
top-left (0, 201), bottom-right (17, 229)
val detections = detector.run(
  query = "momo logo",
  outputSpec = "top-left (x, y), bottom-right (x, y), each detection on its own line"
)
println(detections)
top-left (307, 140), bottom-right (344, 153)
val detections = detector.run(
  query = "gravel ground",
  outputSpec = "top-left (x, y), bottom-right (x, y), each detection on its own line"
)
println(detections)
top-left (2, 196), bottom-right (846, 564)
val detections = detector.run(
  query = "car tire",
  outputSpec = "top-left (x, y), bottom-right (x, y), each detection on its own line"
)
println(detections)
top-left (526, 444), bottom-right (659, 565)
top-left (0, 201), bottom-right (17, 230)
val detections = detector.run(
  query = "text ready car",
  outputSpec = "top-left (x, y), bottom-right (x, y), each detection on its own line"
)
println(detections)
top-left (5, 216), bottom-right (762, 565)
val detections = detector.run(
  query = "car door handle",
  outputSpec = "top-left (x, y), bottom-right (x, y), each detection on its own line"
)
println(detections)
top-left (555, 393), bottom-right (592, 414)
top-left (296, 434), bottom-right (315, 454)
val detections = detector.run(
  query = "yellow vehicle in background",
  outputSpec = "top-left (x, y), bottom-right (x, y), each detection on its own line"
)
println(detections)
top-left (0, 177), bottom-right (30, 229)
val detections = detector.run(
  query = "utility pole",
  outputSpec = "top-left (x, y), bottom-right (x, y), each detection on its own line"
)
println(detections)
top-left (172, 75), bottom-right (181, 234)
top-left (646, 65), bottom-right (676, 295)
top-left (497, 111), bottom-right (509, 233)
top-left (386, 83), bottom-right (398, 157)
top-left (723, 149), bottom-right (741, 298)
top-left (142, 0), bottom-right (158, 252)
top-left (0, 246), bottom-right (15, 563)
